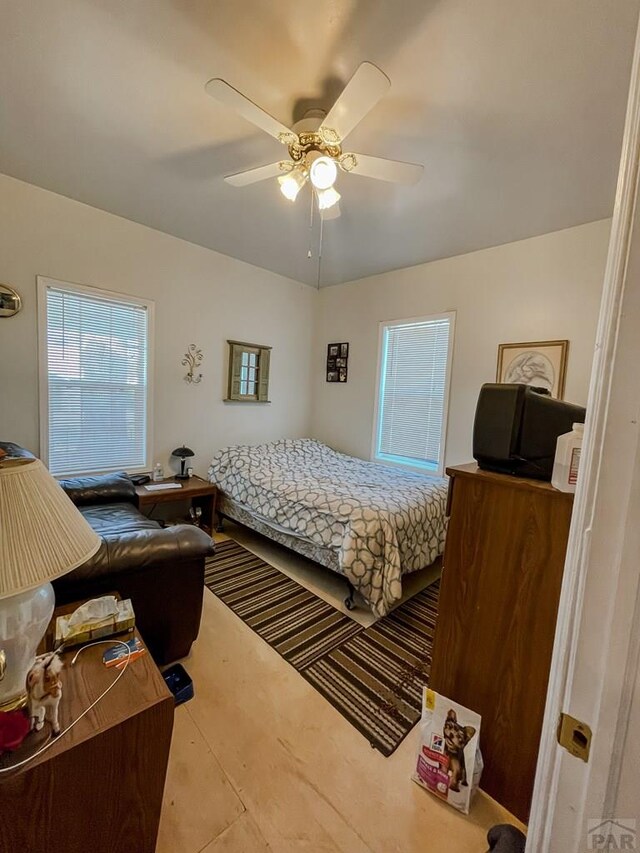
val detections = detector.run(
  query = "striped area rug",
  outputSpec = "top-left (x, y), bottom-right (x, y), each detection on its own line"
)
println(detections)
top-left (205, 539), bottom-right (440, 756)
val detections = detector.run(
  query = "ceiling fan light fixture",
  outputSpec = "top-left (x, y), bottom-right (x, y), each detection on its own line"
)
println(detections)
top-left (309, 156), bottom-right (337, 190)
top-left (208, 63), bottom-right (423, 212)
top-left (278, 167), bottom-right (306, 201)
top-left (316, 186), bottom-right (341, 211)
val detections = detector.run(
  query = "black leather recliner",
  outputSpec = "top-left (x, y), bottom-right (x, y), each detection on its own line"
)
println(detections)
top-left (0, 442), bottom-right (214, 664)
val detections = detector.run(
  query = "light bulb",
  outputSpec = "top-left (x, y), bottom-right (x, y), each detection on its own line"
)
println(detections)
top-left (309, 156), bottom-right (337, 190)
top-left (278, 168), bottom-right (306, 201)
top-left (316, 186), bottom-right (341, 210)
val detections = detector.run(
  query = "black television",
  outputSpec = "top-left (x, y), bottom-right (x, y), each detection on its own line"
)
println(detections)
top-left (473, 383), bottom-right (586, 480)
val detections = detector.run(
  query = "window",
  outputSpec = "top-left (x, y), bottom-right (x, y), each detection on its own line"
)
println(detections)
top-left (38, 277), bottom-right (153, 476)
top-left (241, 350), bottom-right (258, 397)
top-left (225, 340), bottom-right (271, 402)
top-left (373, 313), bottom-right (455, 474)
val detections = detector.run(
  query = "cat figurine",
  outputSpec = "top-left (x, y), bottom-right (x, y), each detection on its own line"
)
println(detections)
top-left (27, 652), bottom-right (63, 736)
top-left (443, 708), bottom-right (476, 792)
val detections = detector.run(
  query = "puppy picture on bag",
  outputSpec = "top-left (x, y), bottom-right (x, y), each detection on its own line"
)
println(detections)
top-left (412, 688), bottom-right (483, 814)
top-left (443, 708), bottom-right (476, 791)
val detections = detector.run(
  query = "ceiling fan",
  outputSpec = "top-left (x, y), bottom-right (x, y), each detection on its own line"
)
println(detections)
top-left (205, 62), bottom-right (423, 220)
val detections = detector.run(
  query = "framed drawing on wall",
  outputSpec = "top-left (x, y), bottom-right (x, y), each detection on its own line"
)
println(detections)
top-left (496, 339), bottom-right (569, 399)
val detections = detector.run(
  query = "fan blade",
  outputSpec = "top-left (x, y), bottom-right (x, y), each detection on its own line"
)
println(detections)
top-left (345, 153), bottom-right (423, 185)
top-left (320, 62), bottom-right (390, 143)
top-left (205, 78), bottom-right (298, 145)
top-left (225, 162), bottom-right (292, 187)
top-left (321, 202), bottom-right (341, 220)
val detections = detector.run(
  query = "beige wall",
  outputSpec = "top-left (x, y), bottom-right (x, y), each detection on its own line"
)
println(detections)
top-left (0, 172), bottom-right (611, 477)
top-left (0, 174), bottom-right (315, 476)
top-left (312, 220), bottom-right (611, 467)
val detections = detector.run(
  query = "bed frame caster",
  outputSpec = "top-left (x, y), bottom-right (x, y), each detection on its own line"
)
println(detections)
top-left (344, 581), bottom-right (356, 611)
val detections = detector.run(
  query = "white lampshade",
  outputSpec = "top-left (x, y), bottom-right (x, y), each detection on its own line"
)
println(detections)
top-left (278, 167), bottom-right (307, 201)
top-left (316, 186), bottom-right (341, 211)
top-left (0, 457), bottom-right (101, 599)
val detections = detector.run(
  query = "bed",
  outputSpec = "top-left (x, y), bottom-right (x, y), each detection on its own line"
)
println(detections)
top-left (208, 439), bottom-right (449, 617)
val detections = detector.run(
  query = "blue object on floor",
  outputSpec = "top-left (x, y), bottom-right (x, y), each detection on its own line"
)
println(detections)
top-left (162, 663), bottom-right (194, 705)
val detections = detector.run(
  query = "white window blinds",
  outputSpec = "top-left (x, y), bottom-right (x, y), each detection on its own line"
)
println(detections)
top-left (40, 279), bottom-right (152, 476)
top-left (374, 314), bottom-right (454, 473)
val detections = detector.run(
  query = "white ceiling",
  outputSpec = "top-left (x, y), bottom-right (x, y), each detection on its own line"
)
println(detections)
top-left (0, 0), bottom-right (637, 286)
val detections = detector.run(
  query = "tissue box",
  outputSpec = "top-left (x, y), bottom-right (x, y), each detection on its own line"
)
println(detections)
top-left (55, 598), bottom-right (135, 648)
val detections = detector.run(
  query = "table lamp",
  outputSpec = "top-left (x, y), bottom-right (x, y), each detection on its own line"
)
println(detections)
top-left (0, 454), bottom-right (101, 713)
top-left (171, 445), bottom-right (195, 480)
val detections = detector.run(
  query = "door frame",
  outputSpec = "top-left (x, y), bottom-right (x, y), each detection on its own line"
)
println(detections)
top-left (527, 17), bottom-right (640, 851)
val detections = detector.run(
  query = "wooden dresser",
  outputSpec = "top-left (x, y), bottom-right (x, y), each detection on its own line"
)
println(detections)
top-left (429, 463), bottom-right (574, 822)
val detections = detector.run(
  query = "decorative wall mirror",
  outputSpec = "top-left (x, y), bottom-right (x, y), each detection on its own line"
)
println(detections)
top-left (225, 340), bottom-right (271, 403)
top-left (0, 284), bottom-right (22, 318)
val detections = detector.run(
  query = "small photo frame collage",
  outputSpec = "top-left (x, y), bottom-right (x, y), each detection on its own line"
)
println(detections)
top-left (326, 342), bottom-right (349, 383)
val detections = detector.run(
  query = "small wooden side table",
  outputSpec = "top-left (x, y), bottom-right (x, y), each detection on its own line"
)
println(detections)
top-left (0, 611), bottom-right (174, 853)
top-left (135, 475), bottom-right (217, 533)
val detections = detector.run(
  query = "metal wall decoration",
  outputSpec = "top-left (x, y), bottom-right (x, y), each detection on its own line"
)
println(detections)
top-left (182, 344), bottom-right (203, 384)
top-left (326, 342), bottom-right (349, 383)
top-left (0, 284), bottom-right (22, 318)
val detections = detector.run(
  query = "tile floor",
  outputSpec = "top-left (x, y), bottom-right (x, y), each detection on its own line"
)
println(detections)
top-left (155, 532), bottom-right (523, 852)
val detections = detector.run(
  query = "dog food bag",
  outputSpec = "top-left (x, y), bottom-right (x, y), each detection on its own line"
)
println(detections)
top-left (412, 687), bottom-right (483, 814)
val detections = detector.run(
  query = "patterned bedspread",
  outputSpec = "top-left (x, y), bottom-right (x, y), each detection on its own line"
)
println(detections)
top-left (208, 439), bottom-right (448, 616)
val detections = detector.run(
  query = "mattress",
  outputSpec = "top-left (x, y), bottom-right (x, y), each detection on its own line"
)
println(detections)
top-left (208, 439), bottom-right (448, 616)
top-left (217, 494), bottom-right (341, 572)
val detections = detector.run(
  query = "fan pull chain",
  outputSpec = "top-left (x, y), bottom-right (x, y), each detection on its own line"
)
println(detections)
top-left (308, 187), bottom-right (314, 259)
top-left (306, 186), bottom-right (323, 287)
top-left (317, 213), bottom-right (324, 289)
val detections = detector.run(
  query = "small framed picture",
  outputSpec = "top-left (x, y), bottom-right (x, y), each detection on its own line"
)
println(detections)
top-left (327, 342), bottom-right (349, 383)
top-left (496, 339), bottom-right (569, 399)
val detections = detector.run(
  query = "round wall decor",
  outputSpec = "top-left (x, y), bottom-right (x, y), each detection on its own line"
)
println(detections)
top-left (0, 284), bottom-right (22, 318)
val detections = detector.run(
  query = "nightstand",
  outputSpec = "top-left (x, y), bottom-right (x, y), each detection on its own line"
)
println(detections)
top-left (0, 605), bottom-right (174, 852)
top-left (135, 476), bottom-right (217, 533)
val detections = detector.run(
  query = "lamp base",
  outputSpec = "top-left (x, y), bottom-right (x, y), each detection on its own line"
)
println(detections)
top-left (0, 724), bottom-right (51, 772)
top-left (175, 473), bottom-right (190, 480)
top-left (0, 583), bottom-right (55, 710)
top-left (0, 693), bottom-right (27, 713)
